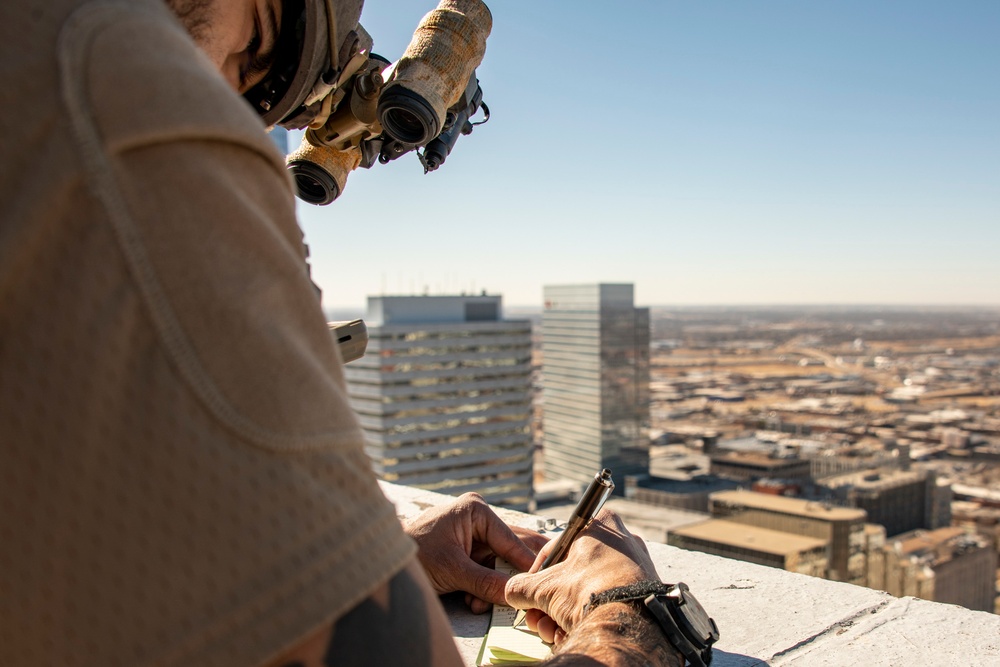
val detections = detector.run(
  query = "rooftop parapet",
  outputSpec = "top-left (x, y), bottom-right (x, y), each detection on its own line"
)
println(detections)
top-left (380, 482), bottom-right (1000, 666)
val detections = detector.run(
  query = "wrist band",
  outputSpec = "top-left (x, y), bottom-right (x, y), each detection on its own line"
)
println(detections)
top-left (586, 580), bottom-right (720, 667)
top-left (584, 580), bottom-right (671, 614)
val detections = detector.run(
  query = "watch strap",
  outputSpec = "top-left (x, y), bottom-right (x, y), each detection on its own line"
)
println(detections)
top-left (644, 592), bottom-right (714, 667)
top-left (586, 581), bottom-right (717, 667)
top-left (584, 579), bottom-right (672, 613)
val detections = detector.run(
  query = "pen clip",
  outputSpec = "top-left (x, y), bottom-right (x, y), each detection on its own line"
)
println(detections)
top-left (590, 479), bottom-right (614, 523)
top-left (580, 469), bottom-right (615, 527)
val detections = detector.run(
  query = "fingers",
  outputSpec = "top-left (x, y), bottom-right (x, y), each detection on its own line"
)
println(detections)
top-left (524, 608), bottom-right (546, 631)
top-left (456, 559), bottom-right (513, 607)
top-left (406, 494), bottom-right (560, 606)
top-left (505, 507), bottom-right (663, 637)
top-left (510, 525), bottom-right (551, 555)
top-left (535, 614), bottom-right (560, 644)
top-left (464, 593), bottom-right (492, 614)
top-left (527, 538), bottom-right (558, 574)
top-left (523, 609), bottom-right (565, 645)
top-left (470, 596), bottom-right (492, 614)
top-left (410, 494), bottom-right (655, 637)
top-left (465, 495), bottom-right (538, 573)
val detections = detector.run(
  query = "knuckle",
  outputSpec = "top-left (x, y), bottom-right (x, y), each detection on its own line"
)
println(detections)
top-left (458, 492), bottom-right (485, 508)
top-left (505, 573), bottom-right (530, 605)
top-left (465, 492), bottom-right (487, 505)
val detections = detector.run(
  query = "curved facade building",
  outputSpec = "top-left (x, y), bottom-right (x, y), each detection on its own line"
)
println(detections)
top-left (345, 295), bottom-right (534, 510)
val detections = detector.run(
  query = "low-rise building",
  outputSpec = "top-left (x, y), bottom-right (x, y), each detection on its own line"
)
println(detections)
top-left (709, 490), bottom-right (868, 584)
top-left (880, 527), bottom-right (998, 613)
top-left (862, 523), bottom-right (888, 591)
top-left (951, 499), bottom-right (1000, 553)
top-left (624, 473), bottom-right (740, 513)
top-left (822, 468), bottom-right (951, 537)
top-left (709, 451), bottom-right (812, 481)
top-left (668, 519), bottom-right (829, 577)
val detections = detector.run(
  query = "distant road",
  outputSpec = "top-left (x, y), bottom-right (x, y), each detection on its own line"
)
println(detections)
top-left (780, 345), bottom-right (901, 390)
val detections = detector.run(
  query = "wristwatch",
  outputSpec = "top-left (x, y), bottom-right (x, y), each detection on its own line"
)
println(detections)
top-left (643, 583), bottom-right (719, 667)
top-left (586, 580), bottom-right (719, 667)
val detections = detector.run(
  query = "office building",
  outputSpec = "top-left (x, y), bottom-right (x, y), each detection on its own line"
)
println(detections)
top-left (862, 524), bottom-right (888, 592)
top-left (709, 490), bottom-right (868, 584)
top-left (709, 451), bottom-right (812, 482)
top-left (668, 519), bottom-right (829, 577)
top-left (822, 469), bottom-right (952, 537)
top-left (541, 284), bottom-right (650, 489)
top-left (624, 473), bottom-right (740, 513)
top-left (881, 527), bottom-right (997, 612)
top-left (344, 295), bottom-right (534, 510)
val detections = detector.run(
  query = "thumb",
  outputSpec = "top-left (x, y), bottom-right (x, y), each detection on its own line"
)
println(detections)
top-left (506, 567), bottom-right (583, 633)
top-left (504, 568), bottom-right (556, 613)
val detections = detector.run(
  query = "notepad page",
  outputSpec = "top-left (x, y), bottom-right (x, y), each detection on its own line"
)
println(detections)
top-left (478, 559), bottom-right (553, 666)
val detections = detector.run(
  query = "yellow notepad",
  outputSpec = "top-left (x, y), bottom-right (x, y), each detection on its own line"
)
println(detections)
top-left (477, 559), bottom-right (553, 666)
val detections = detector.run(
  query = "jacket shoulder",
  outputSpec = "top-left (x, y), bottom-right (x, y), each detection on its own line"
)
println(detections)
top-left (60, 0), bottom-right (281, 163)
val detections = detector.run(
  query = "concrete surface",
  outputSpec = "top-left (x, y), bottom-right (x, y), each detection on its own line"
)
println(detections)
top-left (382, 482), bottom-right (1000, 666)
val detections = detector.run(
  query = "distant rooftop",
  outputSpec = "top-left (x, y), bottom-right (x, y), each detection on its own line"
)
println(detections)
top-left (716, 436), bottom-right (773, 453)
top-left (631, 473), bottom-right (739, 495)
top-left (365, 294), bottom-right (507, 326)
top-left (712, 489), bottom-right (867, 521)
top-left (953, 483), bottom-right (1000, 504)
top-left (895, 527), bottom-right (990, 565)
top-left (671, 518), bottom-right (829, 556)
top-left (824, 468), bottom-right (926, 490)
top-left (712, 451), bottom-right (800, 465)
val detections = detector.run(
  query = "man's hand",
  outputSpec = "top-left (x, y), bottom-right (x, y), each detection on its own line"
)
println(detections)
top-left (505, 508), bottom-right (656, 641)
top-left (404, 493), bottom-right (549, 613)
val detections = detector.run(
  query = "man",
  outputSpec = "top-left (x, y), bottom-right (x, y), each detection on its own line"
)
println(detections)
top-left (0, 0), bottom-right (683, 665)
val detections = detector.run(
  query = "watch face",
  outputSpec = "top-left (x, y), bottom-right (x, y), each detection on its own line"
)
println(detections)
top-left (676, 588), bottom-right (720, 644)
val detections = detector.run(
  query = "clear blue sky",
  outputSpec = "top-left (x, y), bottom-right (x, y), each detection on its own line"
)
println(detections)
top-left (294, 0), bottom-right (1000, 310)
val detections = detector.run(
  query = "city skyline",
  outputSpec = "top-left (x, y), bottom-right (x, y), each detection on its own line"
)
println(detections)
top-left (293, 1), bottom-right (1000, 309)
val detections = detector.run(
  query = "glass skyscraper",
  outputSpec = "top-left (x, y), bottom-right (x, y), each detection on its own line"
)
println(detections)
top-left (541, 284), bottom-right (650, 490)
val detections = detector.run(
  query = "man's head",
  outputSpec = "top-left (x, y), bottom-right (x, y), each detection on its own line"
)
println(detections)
top-left (166, 0), bottom-right (365, 126)
top-left (167, 0), bottom-right (282, 93)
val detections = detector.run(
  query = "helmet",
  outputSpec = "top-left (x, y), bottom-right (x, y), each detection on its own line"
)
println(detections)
top-left (243, 0), bottom-right (366, 129)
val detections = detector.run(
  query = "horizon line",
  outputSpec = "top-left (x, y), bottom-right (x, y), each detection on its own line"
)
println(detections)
top-left (324, 302), bottom-right (1000, 312)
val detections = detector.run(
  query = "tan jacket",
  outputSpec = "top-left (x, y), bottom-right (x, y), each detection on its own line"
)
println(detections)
top-left (0, 1), bottom-right (414, 665)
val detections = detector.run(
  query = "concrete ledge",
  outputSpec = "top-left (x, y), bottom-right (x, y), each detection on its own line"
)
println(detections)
top-left (381, 483), bottom-right (1000, 666)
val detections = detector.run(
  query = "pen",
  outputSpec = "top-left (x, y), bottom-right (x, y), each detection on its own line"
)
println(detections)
top-left (512, 468), bottom-right (615, 629)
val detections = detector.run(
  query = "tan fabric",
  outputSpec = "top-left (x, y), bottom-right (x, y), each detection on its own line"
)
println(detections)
top-left (388, 0), bottom-right (492, 129)
top-left (0, 1), bottom-right (415, 665)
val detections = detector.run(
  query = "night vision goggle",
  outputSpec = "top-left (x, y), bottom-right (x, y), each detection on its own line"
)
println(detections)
top-left (244, 0), bottom-right (492, 205)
